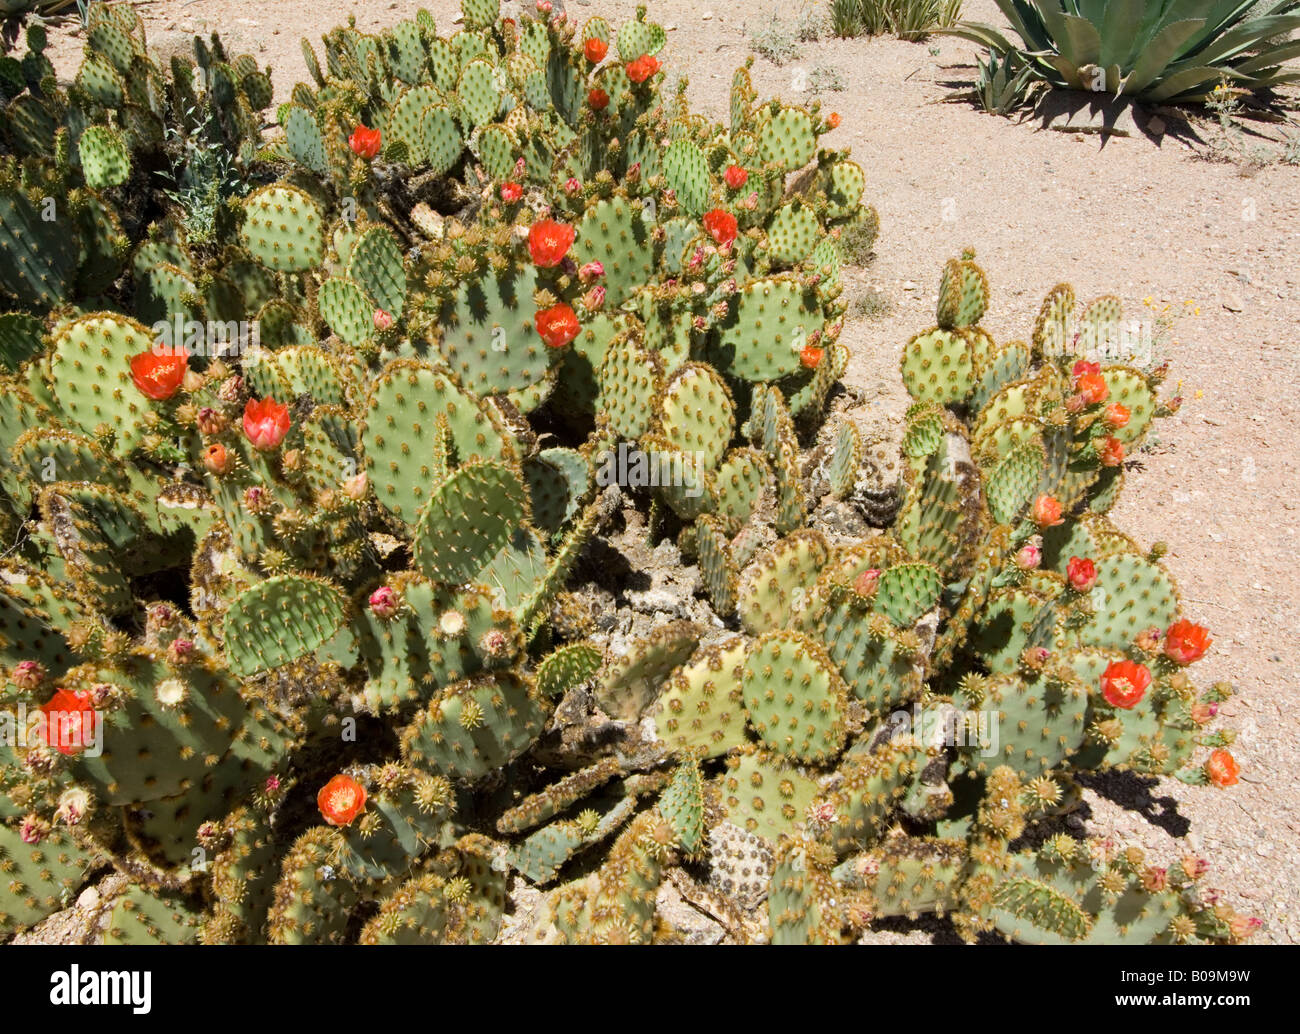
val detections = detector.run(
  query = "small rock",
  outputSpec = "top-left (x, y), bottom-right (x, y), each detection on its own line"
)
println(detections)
top-left (1147, 116), bottom-right (1165, 137)
top-left (1222, 294), bottom-right (1244, 312)
top-left (901, 280), bottom-right (919, 292)
top-left (76, 887), bottom-right (99, 910)
top-left (702, 11), bottom-right (713, 19)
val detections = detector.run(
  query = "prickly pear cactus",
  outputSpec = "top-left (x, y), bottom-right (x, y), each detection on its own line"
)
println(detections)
top-left (0, 2), bottom-right (1250, 948)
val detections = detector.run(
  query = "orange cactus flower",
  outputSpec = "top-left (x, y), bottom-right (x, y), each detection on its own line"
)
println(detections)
top-left (1164, 619), bottom-right (1212, 665)
top-left (1205, 749), bottom-right (1240, 788)
top-left (1100, 659), bottom-right (1151, 710)
top-left (1076, 372), bottom-right (1109, 405)
top-left (588, 87), bottom-right (609, 110)
top-left (800, 345), bottom-right (824, 370)
top-left (1066, 556), bottom-right (1098, 592)
top-left (724, 165), bottom-right (748, 189)
top-left (243, 397), bottom-right (291, 451)
top-left (317, 774), bottom-right (367, 826)
top-left (1098, 435), bottom-right (1125, 467)
top-left (202, 442), bottom-right (233, 475)
top-left (1032, 494), bottom-right (1064, 527)
top-left (38, 688), bottom-right (98, 756)
top-left (130, 346), bottom-right (189, 401)
top-left (584, 37), bottom-right (608, 63)
top-left (702, 208), bottom-right (738, 247)
top-left (528, 218), bottom-right (576, 267)
top-left (348, 125), bottom-right (382, 159)
top-left (625, 54), bottom-right (661, 84)
top-left (827, 112), bottom-right (841, 128)
top-left (535, 303), bottom-right (580, 348)
top-left (1104, 403), bottom-right (1130, 429)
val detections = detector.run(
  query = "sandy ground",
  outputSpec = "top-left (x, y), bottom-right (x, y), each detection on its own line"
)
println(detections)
top-left (22, 0), bottom-right (1300, 943)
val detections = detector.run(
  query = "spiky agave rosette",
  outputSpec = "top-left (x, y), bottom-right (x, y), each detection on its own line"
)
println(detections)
top-left (0, 1), bottom-right (1251, 945)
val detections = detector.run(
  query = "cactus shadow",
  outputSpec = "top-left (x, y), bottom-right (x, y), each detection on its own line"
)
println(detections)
top-left (868, 913), bottom-right (1008, 945)
top-left (1074, 770), bottom-right (1191, 838)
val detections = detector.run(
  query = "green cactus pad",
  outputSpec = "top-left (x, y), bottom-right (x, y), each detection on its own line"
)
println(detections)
top-left (222, 574), bottom-right (351, 677)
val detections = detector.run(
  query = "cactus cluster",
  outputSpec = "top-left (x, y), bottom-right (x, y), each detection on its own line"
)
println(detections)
top-left (0, 2), bottom-right (1252, 945)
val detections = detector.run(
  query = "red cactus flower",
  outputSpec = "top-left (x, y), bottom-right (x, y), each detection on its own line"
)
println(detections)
top-left (129, 346), bottom-right (188, 401)
top-left (827, 112), bottom-right (841, 128)
top-left (1205, 748), bottom-right (1240, 788)
top-left (1066, 556), bottom-right (1098, 592)
top-left (317, 774), bottom-right (367, 826)
top-left (38, 688), bottom-right (98, 756)
top-left (584, 37), bottom-right (608, 63)
top-left (1164, 619), bottom-right (1212, 665)
top-left (1072, 359), bottom-right (1100, 379)
top-left (588, 87), bottom-right (609, 110)
top-left (625, 54), bottom-right (660, 84)
top-left (1104, 403), bottom-right (1130, 429)
top-left (1098, 435), bottom-right (1125, 467)
top-left (535, 303), bottom-right (581, 349)
top-left (724, 164), bottom-right (748, 189)
top-left (528, 218), bottom-right (576, 267)
top-left (1032, 494), bottom-right (1063, 528)
top-left (500, 181), bottom-right (522, 202)
top-left (348, 124), bottom-right (382, 160)
top-left (1100, 659), bottom-right (1151, 710)
top-left (202, 443), bottom-right (233, 475)
top-left (800, 345), bottom-right (824, 370)
top-left (702, 208), bottom-right (738, 247)
top-left (243, 397), bottom-right (291, 451)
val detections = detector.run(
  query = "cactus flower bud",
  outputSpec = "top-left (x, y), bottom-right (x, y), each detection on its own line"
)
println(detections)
top-left (579, 261), bottom-right (605, 282)
top-left (853, 568), bottom-right (881, 597)
top-left (1134, 626), bottom-right (1164, 653)
top-left (370, 586), bottom-right (401, 619)
top-left (20, 814), bottom-right (48, 845)
top-left (1016, 541), bottom-right (1042, 570)
top-left (55, 788), bottom-right (89, 827)
top-left (281, 448), bottom-right (302, 473)
top-left (827, 112), bottom-right (841, 128)
top-left (1141, 866), bottom-right (1167, 892)
top-left (168, 638), bottom-right (196, 665)
top-left (583, 286), bottom-right (606, 311)
top-left (202, 442), bottom-right (233, 475)
top-left (1021, 646), bottom-right (1051, 672)
top-left (692, 315), bottom-right (708, 332)
top-left (243, 486), bottom-right (268, 511)
top-left (217, 374), bottom-right (243, 404)
top-left (439, 610), bottom-right (466, 637)
top-left (478, 628), bottom-right (511, 665)
top-left (500, 181), bottom-right (522, 202)
top-left (196, 406), bottom-right (227, 436)
top-left (373, 308), bottom-right (394, 331)
top-left (342, 472), bottom-right (369, 500)
top-left (1191, 702), bottom-right (1219, 724)
top-left (1064, 392), bottom-right (1086, 414)
top-left (11, 660), bottom-right (46, 690)
top-left (565, 177), bottom-right (581, 195)
top-left (588, 87), bottom-right (609, 109)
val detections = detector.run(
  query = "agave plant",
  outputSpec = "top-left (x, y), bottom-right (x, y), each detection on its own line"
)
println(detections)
top-left (946, 1), bottom-right (1300, 103)
top-left (975, 49), bottom-right (1039, 114)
